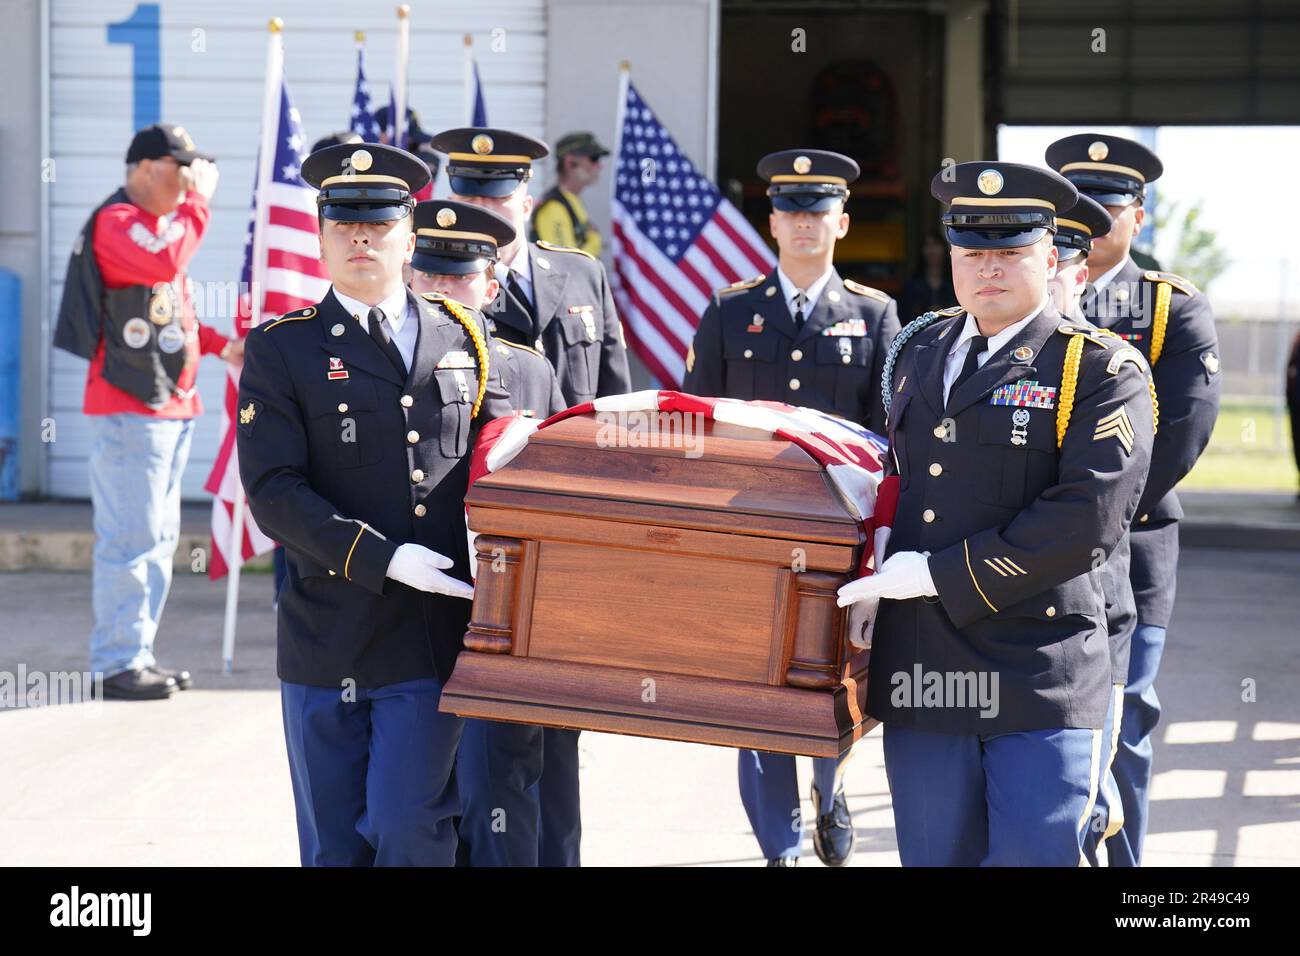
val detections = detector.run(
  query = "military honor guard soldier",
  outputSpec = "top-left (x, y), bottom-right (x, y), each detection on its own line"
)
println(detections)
top-left (1047, 134), bottom-right (1222, 866)
top-left (1047, 194), bottom-right (1146, 864)
top-left (430, 126), bottom-right (632, 408)
top-left (683, 148), bottom-right (901, 866)
top-left (236, 142), bottom-right (513, 866)
top-left (406, 197), bottom-right (579, 867)
top-left (837, 162), bottom-right (1155, 865)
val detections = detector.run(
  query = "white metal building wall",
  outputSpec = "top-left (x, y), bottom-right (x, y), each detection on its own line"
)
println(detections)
top-left (45, 0), bottom-right (547, 498)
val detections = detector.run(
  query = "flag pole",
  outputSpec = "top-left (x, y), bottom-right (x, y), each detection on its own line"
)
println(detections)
top-left (222, 16), bottom-right (283, 674)
top-left (463, 34), bottom-right (474, 124)
top-left (393, 5), bottom-right (410, 146)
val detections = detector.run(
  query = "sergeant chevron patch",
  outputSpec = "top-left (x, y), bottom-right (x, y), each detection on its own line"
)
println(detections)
top-left (1094, 406), bottom-right (1135, 453)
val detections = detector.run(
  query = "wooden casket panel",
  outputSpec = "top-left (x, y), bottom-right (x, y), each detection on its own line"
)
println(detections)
top-left (439, 412), bottom-right (876, 757)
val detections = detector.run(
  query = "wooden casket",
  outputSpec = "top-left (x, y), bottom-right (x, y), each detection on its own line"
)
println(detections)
top-left (438, 409), bottom-right (876, 757)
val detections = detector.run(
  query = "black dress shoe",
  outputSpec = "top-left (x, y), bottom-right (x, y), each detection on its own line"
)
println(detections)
top-left (100, 668), bottom-right (177, 700)
top-left (148, 664), bottom-right (193, 690)
top-left (766, 855), bottom-right (799, 867)
top-left (811, 784), bottom-right (856, 866)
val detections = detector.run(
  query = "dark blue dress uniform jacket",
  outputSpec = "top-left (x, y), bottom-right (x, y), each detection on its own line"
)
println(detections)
top-left (492, 337), bottom-right (567, 419)
top-left (869, 305), bottom-right (1155, 734)
top-left (236, 288), bottom-right (512, 689)
top-left (486, 241), bottom-right (631, 406)
top-left (1082, 258), bottom-right (1221, 627)
top-left (681, 270), bottom-right (901, 434)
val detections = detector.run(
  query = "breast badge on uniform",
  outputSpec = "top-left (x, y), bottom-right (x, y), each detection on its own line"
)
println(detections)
top-left (823, 319), bottom-right (867, 337)
top-left (436, 350), bottom-right (477, 370)
top-left (989, 379), bottom-right (1057, 409)
top-left (1010, 408), bottom-right (1031, 446)
top-left (1094, 405), bottom-right (1136, 454)
top-left (747, 314), bottom-right (765, 334)
top-left (327, 357), bottom-right (349, 381)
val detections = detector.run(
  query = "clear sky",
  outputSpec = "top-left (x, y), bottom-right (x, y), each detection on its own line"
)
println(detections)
top-left (998, 125), bottom-right (1300, 319)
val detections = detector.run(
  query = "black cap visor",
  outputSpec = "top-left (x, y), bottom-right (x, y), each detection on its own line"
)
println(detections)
top-left (411, 235), bottom-right (498, 276)
top-left (448, 165), bottom-right (527, 198)
top-left (1067, 172), bottom-right (1145, 207)
top-left (411, 252), bottom-right (494, 276)
top-left (318, 184), bottom-right (414, 222)
top-left (767, 182), bottom-right (848, 213)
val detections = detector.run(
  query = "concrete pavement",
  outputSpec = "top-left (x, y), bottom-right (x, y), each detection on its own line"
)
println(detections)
top-left (1, 546), bottom-right (1297, 866)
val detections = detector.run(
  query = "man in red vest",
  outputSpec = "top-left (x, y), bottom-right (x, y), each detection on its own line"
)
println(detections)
top-left (54, 123), bottom-right (242, 700)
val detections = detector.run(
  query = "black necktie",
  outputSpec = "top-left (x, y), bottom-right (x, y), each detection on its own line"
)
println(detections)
top-left (506, 270), bottom-right (536, 330)
top-left (950, 334), bottom-right (987, 400)
top-left (367, 306), bottom-right (407, 379)
top-left (792, 290), bottom-right (808, 329)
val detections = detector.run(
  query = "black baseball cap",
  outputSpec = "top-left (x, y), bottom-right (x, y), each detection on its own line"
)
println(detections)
top-left (126, 124), bottom-right (213, 165)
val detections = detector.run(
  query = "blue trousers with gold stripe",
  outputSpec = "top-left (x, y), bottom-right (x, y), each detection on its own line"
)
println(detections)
top-left (281, 678), bottom-right (463, 867)
top-left (738, 750), bottom-right (844, 860)
top-left (882, 723), bottom-right (1101, 866)
top-left (1082, 683), bottom-right (1126, 866)
top-left (1105, 623), bottom-right (1167, 867)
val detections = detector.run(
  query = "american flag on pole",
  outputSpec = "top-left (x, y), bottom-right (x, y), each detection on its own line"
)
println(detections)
top-left (204, 67), bottom-right (329, 580)
top-left (349, 35), bottom-right (381, 143)
top-left (610, 71), bottom-right (776, 388)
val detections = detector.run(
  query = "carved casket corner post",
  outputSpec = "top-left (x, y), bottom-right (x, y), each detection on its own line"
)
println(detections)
top-left (439, 411), bottom-right (875, 757)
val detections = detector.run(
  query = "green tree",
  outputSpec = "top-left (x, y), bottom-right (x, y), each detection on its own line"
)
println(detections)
top-left (1156, 198), bottom-right (1230, 293)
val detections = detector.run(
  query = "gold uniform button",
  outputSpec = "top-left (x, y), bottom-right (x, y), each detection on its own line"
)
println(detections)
top-left (1139, 514), bottom-right (1149, 523)
top-left (328, 570), bottom-right (336, 576)
top-left (789, 378), bottom-right (800, 390)
top-left (743, 349), bottom-right (753, 359)
top-left (922, 509), bottom-right (936, 523)
top-left (1046, 606), bottom-right (1057, 617)
top-left (933, 425), bottom-right (946, 438)
top-left (791, 349), bottom-right (803, 361)
top-left (929, 463), bottom-right (942, 477)
top-left (337, 403), bottom-right (348, 413)
top-left (414, 504), bottom-right (427, 517)
top-left (406, 430), bottom-right (420, 444)
top-left (411, 469), bottom-right (425, 482)
top-left (401, 395), bottom-right (414, 408)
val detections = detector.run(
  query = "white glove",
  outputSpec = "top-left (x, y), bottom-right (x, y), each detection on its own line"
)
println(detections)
top-left (836, 551), bottom-right (937, 607)
top-left (385, 543), bottom-right (474, 600)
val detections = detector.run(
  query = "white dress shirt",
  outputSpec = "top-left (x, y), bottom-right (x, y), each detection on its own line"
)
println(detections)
top-left (333, 287), bottom-right (417, 371)
top-left (776, 266), bottom-right (835, 318)
top-left (941, 299), bottom-right (1046, 406)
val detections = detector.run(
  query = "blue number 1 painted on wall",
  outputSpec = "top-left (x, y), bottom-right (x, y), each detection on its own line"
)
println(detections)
top-left (107, 3), bottom-right (161, 132)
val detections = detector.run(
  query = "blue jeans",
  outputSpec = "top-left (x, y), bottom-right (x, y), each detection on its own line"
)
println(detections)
top-left (89, 413), bottom-right (195, 678)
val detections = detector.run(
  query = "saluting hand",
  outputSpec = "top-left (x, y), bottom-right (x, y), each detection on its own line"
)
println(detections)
top-left (836, 551), bottom-right (937, 606)
top-left (386, 543), bottom-right (474, 600)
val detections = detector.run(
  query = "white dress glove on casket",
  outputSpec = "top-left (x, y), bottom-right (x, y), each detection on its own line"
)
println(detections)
top-left (385, 543), bottom-right (474, 600)
top-left (836, 551), bottom-right (937, 607)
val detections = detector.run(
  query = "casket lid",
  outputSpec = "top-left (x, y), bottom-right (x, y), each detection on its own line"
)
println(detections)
top-left (468, 412), bottom-right (865, 547)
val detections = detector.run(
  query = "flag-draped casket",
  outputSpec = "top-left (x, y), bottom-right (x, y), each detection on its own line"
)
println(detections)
top-left (438, 391), bottom-right (893, 758)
